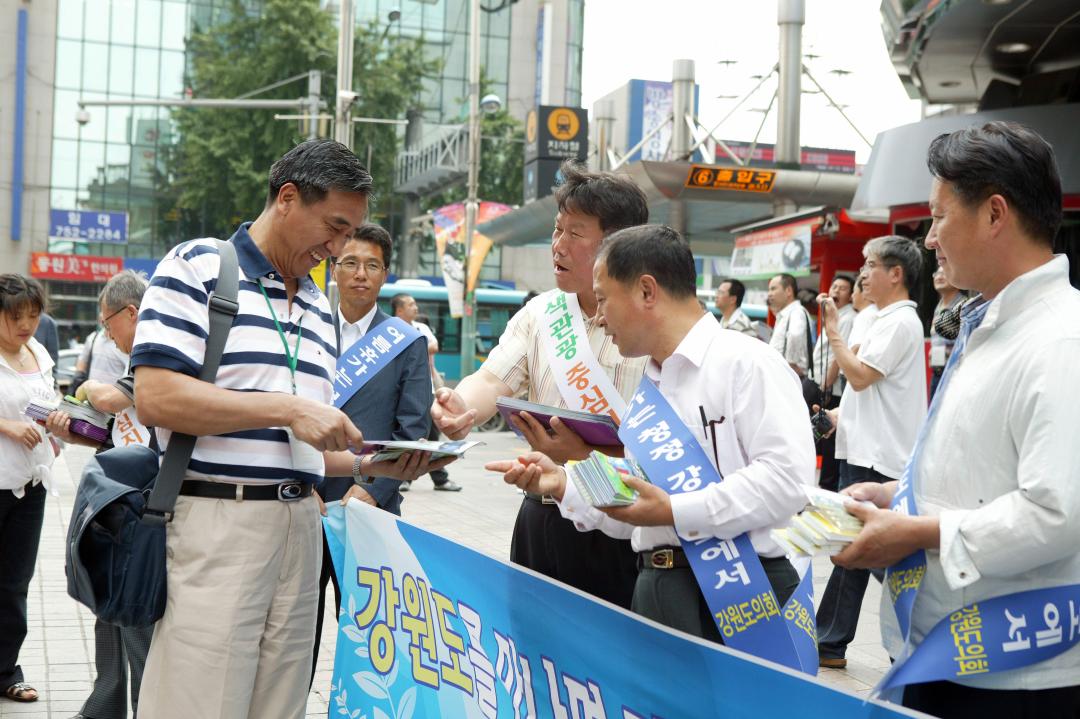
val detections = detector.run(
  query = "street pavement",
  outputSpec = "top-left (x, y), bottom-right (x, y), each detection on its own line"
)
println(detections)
top-left (3, 431), bottom-right (890, 718)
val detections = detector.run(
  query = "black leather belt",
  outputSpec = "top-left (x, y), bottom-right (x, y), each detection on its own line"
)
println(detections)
top-left (638, 546), bottom-right (692, 570)
top-left (179, 479), bottom-right (312, 502)
top-left (523, 491), bottom-right (557, 505)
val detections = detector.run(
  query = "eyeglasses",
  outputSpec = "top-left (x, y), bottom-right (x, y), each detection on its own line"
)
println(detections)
top-left (100, 305), bottom-right (132, 338)
top-left (335, 259), bottom-right (385, 276)
top-left (861, 259), bottom-right (897, 274)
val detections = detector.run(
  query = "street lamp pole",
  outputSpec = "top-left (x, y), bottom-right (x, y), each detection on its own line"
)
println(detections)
top-left (459, 0), bottom-right (482, 378)
top-left (335, 0), bottom-right (355, 149)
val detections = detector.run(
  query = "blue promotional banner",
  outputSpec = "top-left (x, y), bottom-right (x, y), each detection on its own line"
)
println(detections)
top-left (618, 379), bottom-right (817, 674)
top-left (323, 502), bottom-right (920, 719)
top-left (49, 208), bottom-right (128, 244)
top-left (332, 317), bottom-right (421, 408)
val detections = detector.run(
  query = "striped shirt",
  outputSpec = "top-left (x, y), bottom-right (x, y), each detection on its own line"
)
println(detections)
top-left (481, 289), bottom-right (647, 408)
top-left (129, 224), bottom-right (337, 485)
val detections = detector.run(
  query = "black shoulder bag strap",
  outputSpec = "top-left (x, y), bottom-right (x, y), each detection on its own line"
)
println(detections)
top-left (144, 239), bottom-right (240, 522)
top-left (805, 309), bottom-right (815, 380)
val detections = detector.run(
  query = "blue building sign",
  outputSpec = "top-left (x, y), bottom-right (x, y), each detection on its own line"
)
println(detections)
top-left (49, 209), bottom-right (128, 244)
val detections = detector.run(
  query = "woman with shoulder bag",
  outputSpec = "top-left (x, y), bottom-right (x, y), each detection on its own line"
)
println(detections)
top-left (0, 274), bottom-right (61, 704)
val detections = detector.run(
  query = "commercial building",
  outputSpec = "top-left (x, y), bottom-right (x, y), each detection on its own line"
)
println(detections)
top-left (1, 0), bottom-right (584, 345)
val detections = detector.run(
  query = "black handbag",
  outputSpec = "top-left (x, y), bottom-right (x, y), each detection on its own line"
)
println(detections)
top-left (65, 239), bottom-right (238, 627)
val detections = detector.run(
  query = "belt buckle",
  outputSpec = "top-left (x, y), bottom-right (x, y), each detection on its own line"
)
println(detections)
top-left (541, 494), bottom-right (557, 505)
top-left (277, 482), bottom-right (304, 502)
top-left (650, 549), bottom-right (675, 569)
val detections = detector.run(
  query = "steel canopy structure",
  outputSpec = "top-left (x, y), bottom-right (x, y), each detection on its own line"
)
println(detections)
top-left (476, 161), bottom-right (860, 247)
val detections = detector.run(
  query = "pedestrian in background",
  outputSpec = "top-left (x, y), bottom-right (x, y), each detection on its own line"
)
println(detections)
top-left (0, 274), bottom-right (58, 705)
top-left (391, 292), bottom-right (461, 492)
top-left (815, 236), bottom-right (926, 669)
top-left (928, 267), bottom-right (964, 399)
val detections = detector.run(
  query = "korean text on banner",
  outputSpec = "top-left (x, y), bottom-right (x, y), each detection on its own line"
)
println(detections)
top-left (322, 502), bottom-right (920, 719)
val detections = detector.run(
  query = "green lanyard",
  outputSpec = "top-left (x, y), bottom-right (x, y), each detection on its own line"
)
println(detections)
top-left (256, 278), bottom-right (303, 395)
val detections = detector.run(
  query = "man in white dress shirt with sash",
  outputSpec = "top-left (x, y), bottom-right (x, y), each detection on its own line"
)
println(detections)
top-left (835, 121), bottom-right (1080, 717)
top-left (488, 225), bottom-right (816, 663)
top-left (431, 162), bottom-right (649, 608)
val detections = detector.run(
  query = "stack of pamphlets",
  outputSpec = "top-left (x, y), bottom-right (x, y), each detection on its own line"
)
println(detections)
top-left (566, 451), bottom-right (648, 508)
top-left (25, 396), bottom-right (112, 444)
top-left (352, 439), bottom-right (483, 463)
top-left (496, 397), bottom-right (621, 447)
top-left (770, 487), bottom-right (870, 558)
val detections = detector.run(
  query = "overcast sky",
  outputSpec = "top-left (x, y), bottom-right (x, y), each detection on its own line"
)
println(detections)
top-left (580, 0), bottom-right (923, 163)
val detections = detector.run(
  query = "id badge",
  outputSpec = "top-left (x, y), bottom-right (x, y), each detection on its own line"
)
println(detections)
top-left (285, 427), bottom-right (325, 478)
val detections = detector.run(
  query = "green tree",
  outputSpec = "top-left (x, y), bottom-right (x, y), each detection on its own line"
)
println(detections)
top-left (162, 0), bottom-right (438, 241)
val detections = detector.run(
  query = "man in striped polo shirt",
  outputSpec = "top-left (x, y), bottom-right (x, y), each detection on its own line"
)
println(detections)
top-left (130, 140), bottom-right (376, 719)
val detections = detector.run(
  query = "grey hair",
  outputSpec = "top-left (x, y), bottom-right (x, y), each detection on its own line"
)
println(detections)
top-left (100, 270), bottom-right (148, 313)
top-left (862, 235), bottom-right (923, 291)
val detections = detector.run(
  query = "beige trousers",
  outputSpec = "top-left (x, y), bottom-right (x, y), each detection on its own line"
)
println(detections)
top-left (138, 493), bottom-right (321, 719)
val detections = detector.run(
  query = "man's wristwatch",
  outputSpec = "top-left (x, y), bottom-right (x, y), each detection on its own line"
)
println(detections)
top-left (352, 455), bottom-right (367, 485)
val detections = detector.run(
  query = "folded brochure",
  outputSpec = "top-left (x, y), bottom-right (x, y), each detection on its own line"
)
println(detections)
top-left (566, 451), bottom-right (648, 508)
top-left (352, 439), bottom-right (483, 463)
top-left (496, 396), bottom-right (621, 447)
top-left (771, 487), bottom-right (871, 559)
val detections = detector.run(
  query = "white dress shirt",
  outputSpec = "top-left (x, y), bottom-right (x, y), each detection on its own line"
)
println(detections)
top-left (769, 301), bottom-right (812, 374)
top-left (338, 304), bottom-right (379, 352)
top-left (557, 313), bottom-right (815, 557)
top-left (835, 299), bottom-right (926, 479)
top-left (880, 256), bottom-right (1080, 690)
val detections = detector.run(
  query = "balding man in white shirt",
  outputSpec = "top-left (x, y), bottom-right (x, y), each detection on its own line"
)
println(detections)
top-left (488, 225), bottom-right (814, 644)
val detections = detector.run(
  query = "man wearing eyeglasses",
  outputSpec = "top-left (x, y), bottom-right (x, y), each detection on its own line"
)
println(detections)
top-left (391, 292), bottom-right (461, 493)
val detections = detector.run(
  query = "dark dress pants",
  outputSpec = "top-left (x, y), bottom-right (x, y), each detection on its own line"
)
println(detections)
top-left (815, 460), bottom-right (891, 659)
top-left (0, 482), bottom-right (46, 692)
top-left (632, 555), bottom-right (800, 643)
top-left (903, 679), bottom-right (1080, 719)
top-left (80, 619), bottom-right (153, 718)
top-left (509, 497), bottom-right (638, 610)
top-left (311, 529), bottom-right (342, 688)
top-left (425, 417), bottom-right (450, 486)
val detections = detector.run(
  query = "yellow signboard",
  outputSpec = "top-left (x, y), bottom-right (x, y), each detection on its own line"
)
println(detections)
top-left (685, 166), bottom-right (777, 193)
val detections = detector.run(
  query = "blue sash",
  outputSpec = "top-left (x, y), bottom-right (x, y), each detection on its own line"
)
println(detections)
top-left (619, 379), bottom-right (817, 674)
top-left (332, 317), bottom-right (422, 409)
top-left (879, 299), bottom-right (1080, 692)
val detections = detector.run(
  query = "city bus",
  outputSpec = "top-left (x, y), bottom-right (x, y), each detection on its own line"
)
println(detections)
top-left (374, 281), bottom-right (527, 382)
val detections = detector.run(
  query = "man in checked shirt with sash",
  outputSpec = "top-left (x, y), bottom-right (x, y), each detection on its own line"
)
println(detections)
top-left (431, 162), bottom-right (649, 609)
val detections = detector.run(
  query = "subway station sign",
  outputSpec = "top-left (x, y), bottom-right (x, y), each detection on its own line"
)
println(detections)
top-left (49, 209), bottom-right (128, 244)
top-left (525, 105), bottom-right (588, 164)
top-left (685, 166), bottom-right (777, 193)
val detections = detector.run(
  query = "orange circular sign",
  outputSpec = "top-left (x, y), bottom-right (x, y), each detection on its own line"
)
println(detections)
top-left (526, 110), bottom-right (538, 143)
top-left (546, 108), bottom-right (579, 141)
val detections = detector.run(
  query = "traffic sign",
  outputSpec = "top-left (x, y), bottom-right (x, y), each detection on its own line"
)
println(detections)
top-left (49, 209), bottom-right (128, 244)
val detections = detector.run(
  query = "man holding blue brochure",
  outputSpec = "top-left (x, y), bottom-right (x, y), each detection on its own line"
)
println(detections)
top-left (488, 225), bottom-right (816, 663)
top-left (833, 122), bottom-right (1080, 717)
